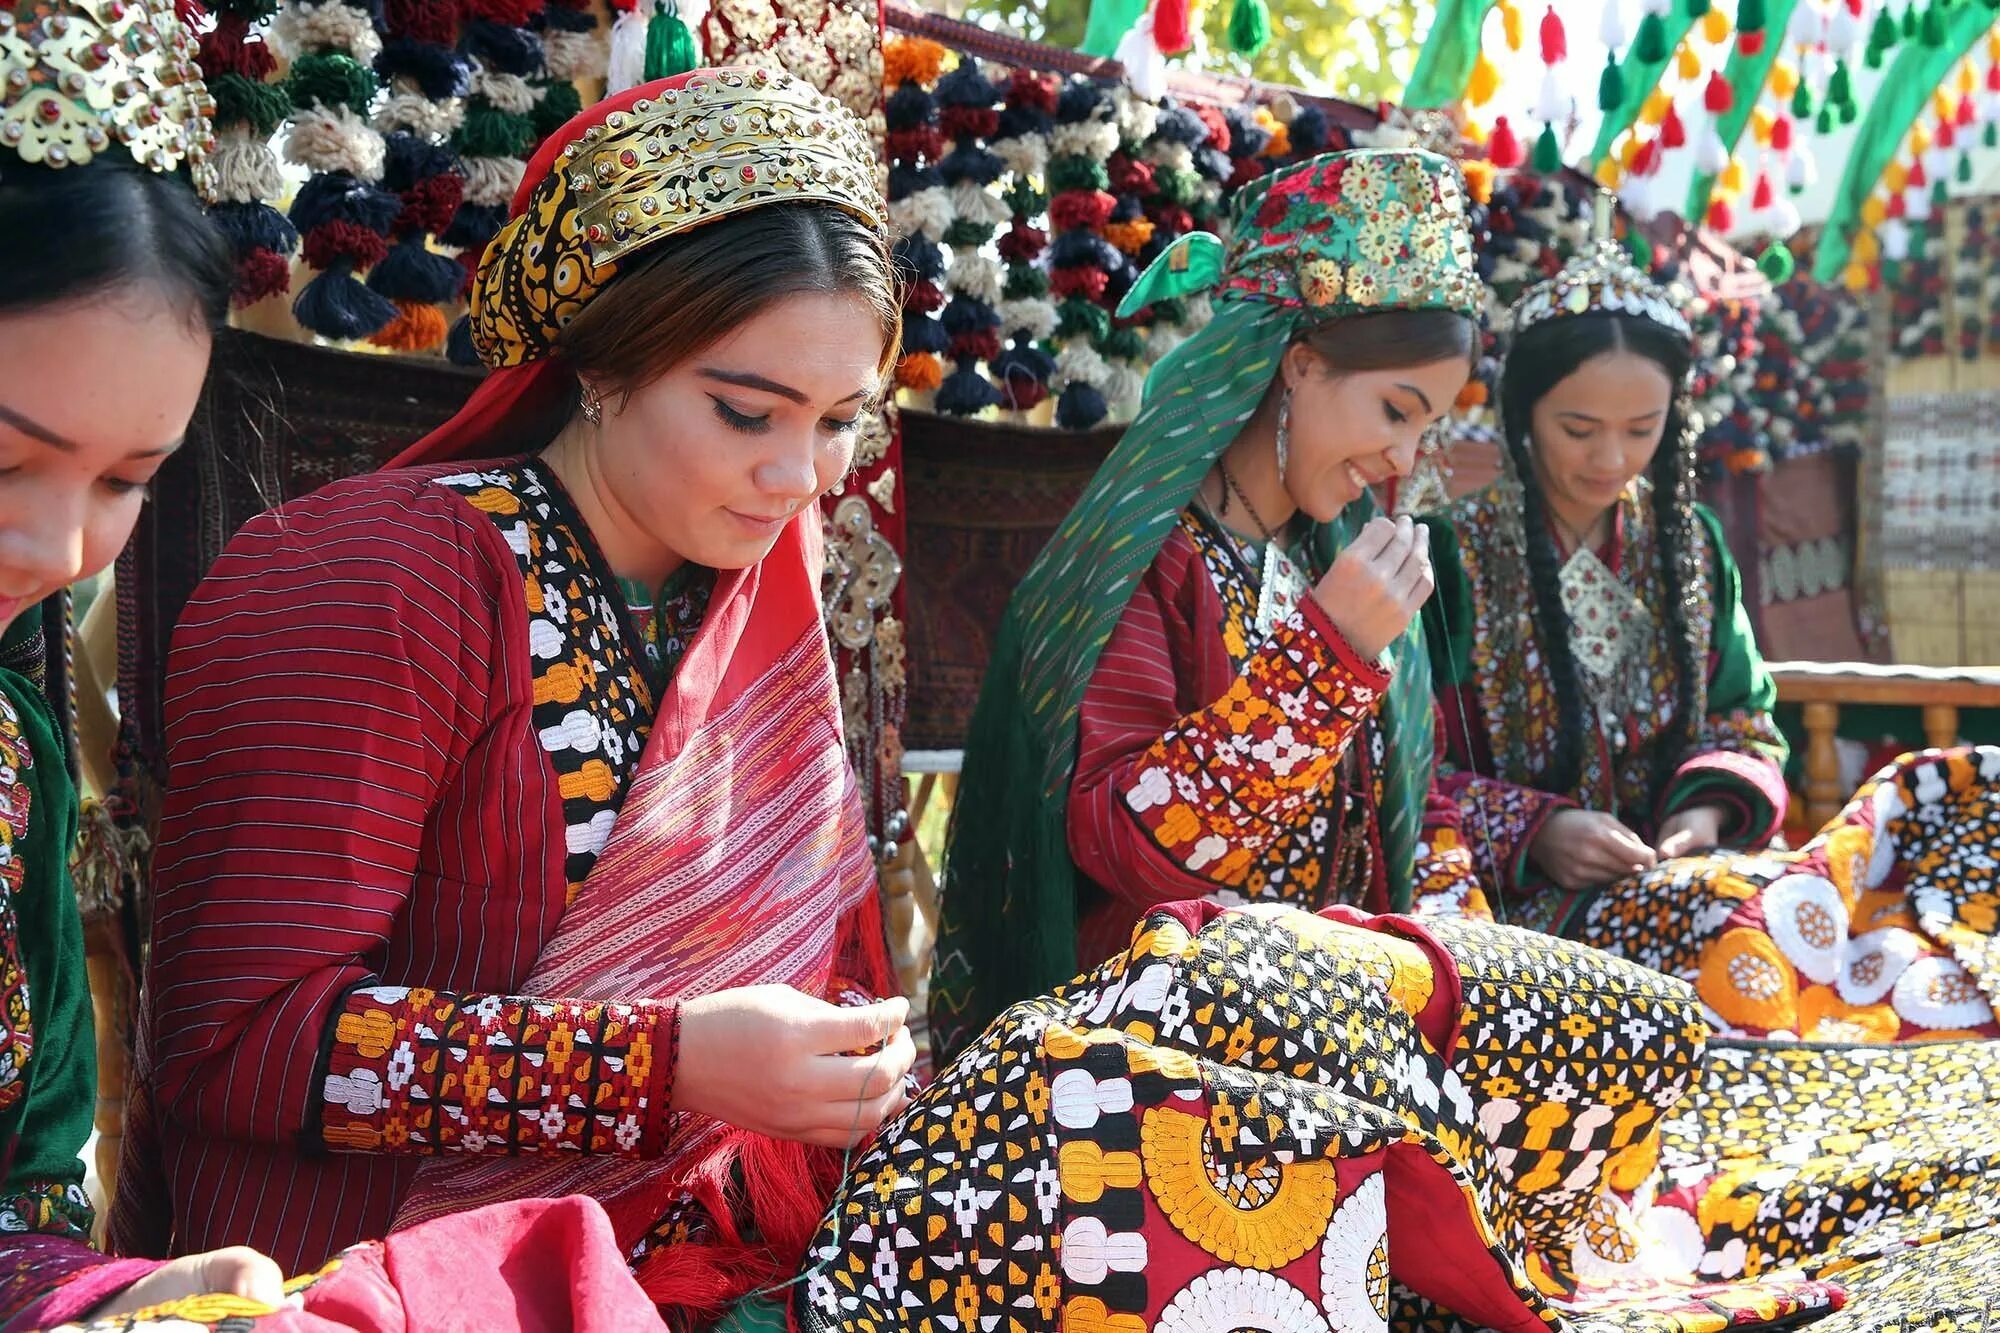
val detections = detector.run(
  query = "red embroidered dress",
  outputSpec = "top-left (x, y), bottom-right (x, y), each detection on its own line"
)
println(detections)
top-left (1423, 483), bottom-right (1789, 927)
top-left (1068, 507), bottom-right (1485, 965)
top-left (113, 458), bottom-right (896, 1298)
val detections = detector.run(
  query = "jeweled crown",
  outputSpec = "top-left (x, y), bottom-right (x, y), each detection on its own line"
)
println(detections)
top-left (559, 67), bottom-right (886, 267)
top-left (0, 0), bottom-right (214, 193)
top-left (1507, 193), bottom-right (1691, 340)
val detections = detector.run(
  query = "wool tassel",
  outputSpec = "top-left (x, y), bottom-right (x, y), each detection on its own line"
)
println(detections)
top-left (1532, 121), bottom-right (1563, 173)
top-left (1599, 1), bottom-right (1628, 52)
top-left (1534, 67), bottom-right (1569, 123)
top-left (1751, 170), bottom-right (1774, 209)
top-left (1539, 4), bottom-right (1567, 63)
top-left (1791, 81), bottom-right (1813, 119)
top-left (1704, 70), bottom-right (1733, 114)
top-left (607, 5), bottom-right (648, 93)
top-left (1226, 0), bottom-right (1271, 56)
top-left (1757, 241), bottom-right (1794, 282)
top-left (1153, 0), bottom-right (1195, 55)
top-left (1661, 102), bottom-right (1686, 147)
top-left (1633, 11), bottom-right (1669, 63)
top-left (1468, 51), bottom-right (1503, 105)
top-left (1599, 54), bottom-right (1627, 112)
top-left (643, 0), bottom-right (699, 81)
top-left (1488, 115), bottom-right (1525, 167)
top-left (1705, 196), bottom-right (1733, 231)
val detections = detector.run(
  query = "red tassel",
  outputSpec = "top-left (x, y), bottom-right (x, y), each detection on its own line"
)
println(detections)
top-left (1489, 115), bottom-right (1525, 167)
top-left (1662, 104), bottom-right (1687, 148)
top-left (1153, 0), bottom-right (1194, 55)
top-left (1770, 116), bottom-right (1792, 151)
top-left (1939, 122), bottom-right (1957, 149)
top-left (1632, 139), bottom-right (1662, 176)
top-left (1737, 29), bottom-right (1766, 54)
top-left (1752, 172), bottom-right (1774, 209)
top-left (1887, 192), bottom-right (1907, 219)
top-left (1540, 5), bottom-right (1567, 63)
top-left (1705, 72), bottom-right (1734, 114)
top-left (1988, 64), bottom-right (2000, 93)
top-left (1960, 95), bottom-right (1978, 126)
top-left (1845, 0), bottom-right (1861, 13)
top-left (1909, 159), bottom-right (1928, 187)
top-left (1706, 197), bottom-right (1734, 231)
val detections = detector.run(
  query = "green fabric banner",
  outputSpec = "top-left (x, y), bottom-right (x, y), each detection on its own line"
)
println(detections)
top-left (1587, 4), bottom-right (1700, 167)
top-left (1682, 0), bottom-right (1801, 220)
top-left (1080, 0), bottom-right (1153, 58)
top-left (1811, 3), bottom-right (1995, 281)
top-left (1405, 0), bottom-right (1500, 107)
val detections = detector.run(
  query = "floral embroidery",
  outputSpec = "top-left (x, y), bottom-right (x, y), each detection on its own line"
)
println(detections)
top-left (436, 464), bottom-right (653, 894)
top-left (0, 688), bottom-right (33, 1118)
top-left (317, 984), bottom-right (675, 1158)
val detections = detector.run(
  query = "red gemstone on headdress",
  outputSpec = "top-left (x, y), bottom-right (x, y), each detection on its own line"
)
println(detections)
top-left (619, 148), bottom-right (638, 168)
top-left (36, 98), bottom-right (61, 124)
top-left (88, 43), bottom-right (112, 66)
top-left (106, 2), bottom-right (126, 19)
top-left (740, 165), bottom-right (756, 183)
top-left (587, 223), bottom-right (607, 242)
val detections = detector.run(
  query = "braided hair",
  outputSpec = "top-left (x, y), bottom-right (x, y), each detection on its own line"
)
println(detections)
top-left (1497, 311), bottom-right (1704, 799)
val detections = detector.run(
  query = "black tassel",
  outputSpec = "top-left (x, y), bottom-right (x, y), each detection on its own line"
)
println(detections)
top-left (442, 202), bottom-right (507, 249)
top-left (290, 172), bottom-right (402, 233)
top-left (381, 131), bottom-right (462, 191)
top-left (446, 314), bottom-right (481, 365)
top-left (1056, 381), bottom-right (1109, 429)
top-left (208, 200), bottom-right (299, 257)
top-left (293, 261), bottom-right (398, 340)
top-left (375, 38), bottom-right (472, 100)
top-left (367, 236), bottom-right (467, 304)
top-left (899, 315), bottom-right (949, 356)
top-left (936, 363), bottom-right (1002, 416)
top-left (459, 20), bottom-right (545, 75)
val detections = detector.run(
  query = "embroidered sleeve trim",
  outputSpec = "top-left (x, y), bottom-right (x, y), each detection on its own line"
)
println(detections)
top-left (1410, 823), bottom-right (1494, 921)
top-left (1665, 746), bottom-right (1788, 847)
top-left (1438, 772), bottom-right (1576, 890)
top-left (1119, 607), bottom-right (1384, 889)
top-left (317, 984), bottom-right (677, 1159)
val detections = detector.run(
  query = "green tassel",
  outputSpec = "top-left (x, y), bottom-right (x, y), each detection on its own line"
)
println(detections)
top-left (1921, 0), bottom-right (1946, 47)
top-left (1816, 106), bottom-right (1835, 134)
top-left (1791, 82), bottom-right (1813, 119)
top-left (643, 0), bottom-right (699, 81)
top-left (531, 78), bottom-right (583, 138)
top-left (1757, 242), bottom-right (1795, 283)
top-left (1532, 122), bottom-right (1563, 174)
top-left (211, 72), bottom-right (294, 135)
top-left (1840, 98), bottom-right (1859, 125)
top-left (1828, 59), bottom-right (1852, 108)
top-left (1900, 4), bottom-right (1918, 38)
top-left (1103, 326), bottom-right (1147, 360)
top-left (454, 100), bottom-right (538, 158)
top-left (1738, 0), bottom-right (1766, 32)
top-left (1934, 179), bottom-right (1950, 205)
top-left (1910, 227), bottom-right (1928, 260)
top-left (1004, 265), bottom-right (1050, 299)
top-left (1151, 297), bottom-right (1188, 325)
top-left (1960, 150), bottom-right (1975, 183)
top-left (286, 52), bottom-right (377, 112)
top-left (1625, 230), bottom-right (1653, 270)
top-left (1686, 0), bottom-right (1709, 15)
top-left (1598, 54), bottom-right (1626, 113)
top-left (1227, 0), bottom-right (1272, 57)
top-left (1882, 258), bottom-right (1903, 284)
top-left (1634, 12), bottom-right (1670, 63)
top-left (1986, 122), bottom-right (1998, 149)
top-left (1870, 5), bottom-right (1899, 48)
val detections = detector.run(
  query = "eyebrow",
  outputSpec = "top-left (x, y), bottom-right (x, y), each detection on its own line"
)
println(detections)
top-left (699, 369), bottom-right (871, 407)
top-left (1395, 383), bottom-right (1434, 415)
top-left (0, 402), bottom-right (78, 453)
top-left (1557, 408), bottom-right (1666, 424)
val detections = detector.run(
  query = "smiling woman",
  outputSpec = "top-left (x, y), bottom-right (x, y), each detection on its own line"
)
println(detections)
top-left (109, 68), bottom-right (911, 1329)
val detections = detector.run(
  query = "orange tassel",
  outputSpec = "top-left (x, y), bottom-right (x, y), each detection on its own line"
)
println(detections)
top-left (883, 37), bottom-right (946, 89)
top-left (368, 300), bottom-right (449, 352)
top-left (896, 352), bottom-right (944, 391)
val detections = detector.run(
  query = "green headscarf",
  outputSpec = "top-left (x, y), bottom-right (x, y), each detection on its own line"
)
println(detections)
top-left (928, 149), bottom-right (1486, 1062)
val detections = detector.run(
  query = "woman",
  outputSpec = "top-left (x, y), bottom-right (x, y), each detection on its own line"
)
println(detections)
top-left (930, 149), bottom-right (1493, 1063)
top-left (112, 69), bottom-right (909, 1326)
top-left (0, 1), bottom-right (307, 1323)
top-left (1425, 235), bottom-right (1999, 1042)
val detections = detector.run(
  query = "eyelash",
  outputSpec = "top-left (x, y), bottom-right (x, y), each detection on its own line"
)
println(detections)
top-left (1383, 403), bottom-right (1408, 426)
top-left (0, 468), bottom-right (148, 498)
top-left (712, 399), bottom-right (865, 437)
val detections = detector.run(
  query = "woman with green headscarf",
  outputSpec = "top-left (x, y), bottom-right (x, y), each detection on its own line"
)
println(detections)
top-left (929, 149), bottom-right (1495, 1063)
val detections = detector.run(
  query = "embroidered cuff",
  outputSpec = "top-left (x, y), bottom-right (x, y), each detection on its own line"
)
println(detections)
top-left (1410, 825), bottom-right (1494, 922)
top-left (317, 985), bottom-right (678, 1159)
top-left (1441, 773), bottom-right (1576, 890)
top-left (1120, 608), bottom-right (1383, 888)
top-left (1664, 751), bottom-right (1787, 847)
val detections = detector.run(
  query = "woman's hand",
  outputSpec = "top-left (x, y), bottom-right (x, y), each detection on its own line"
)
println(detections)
top-left (1310, 516), bottom-right (1433, 662)
top-left (90, 1248), bottom-right (286, 1318)
top-left (675, 986), bottom-right (915, 1149)
top-left (1529, 809), bottom-right (1657, 892)
top-left (1655, 804), bottom-right (1728, 860)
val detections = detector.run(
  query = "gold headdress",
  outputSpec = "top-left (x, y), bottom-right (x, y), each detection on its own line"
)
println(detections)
top-left (472, 67), bottom-right (887, 370)
top-left (1507, 192), bottom-right (1691, 341)
top-left (0, 0), bottom-right (214, 194)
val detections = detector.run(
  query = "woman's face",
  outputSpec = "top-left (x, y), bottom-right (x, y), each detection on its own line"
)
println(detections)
top-left (1528, 348), bottom-right (1676, 517)
top-left (586, 291), bottom-right (885, 572)
top-left (0, 293), bottom-right (208, 633)
top-left (1280, 343), bottom-right (1469, 523)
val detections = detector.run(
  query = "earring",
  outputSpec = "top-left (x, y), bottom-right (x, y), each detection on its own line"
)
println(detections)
top-left (1275, 388), bottom-right (1292, 486)
top-left (579, 386), bottom-right (603, 426)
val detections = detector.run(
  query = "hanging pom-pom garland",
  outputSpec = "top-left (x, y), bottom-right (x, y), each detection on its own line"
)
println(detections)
top-left (202, 0), bottom-right (297, 308)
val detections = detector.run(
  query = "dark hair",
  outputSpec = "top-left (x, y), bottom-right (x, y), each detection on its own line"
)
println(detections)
top-left (1299, 307), bottom-right (1481, 372)
top-left (0, 154), bottom-right (233, 330)
top-left (510, 201), bottom-right (900, 448)
top-left (1498, 311), bottom-right (1702, 797)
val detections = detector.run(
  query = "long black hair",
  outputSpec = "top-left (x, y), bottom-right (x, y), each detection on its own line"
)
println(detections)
top-left (1497, 310), bottom-right (1703, 799)
top-left (0, 153), bottom-right (232, 327)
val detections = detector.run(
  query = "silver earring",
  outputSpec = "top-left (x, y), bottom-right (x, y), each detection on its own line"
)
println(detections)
top-left (579, 386), bottom-right (603, 426)
top-left (1275, 388), bottom-right (1292, 485)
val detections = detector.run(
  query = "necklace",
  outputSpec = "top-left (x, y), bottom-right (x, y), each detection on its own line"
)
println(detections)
top-left (1217, 460), bottom-right (1278, 543)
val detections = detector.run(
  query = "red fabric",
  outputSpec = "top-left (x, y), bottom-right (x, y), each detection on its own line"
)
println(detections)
top-left (1066, 524), bottom-right (1468, 963)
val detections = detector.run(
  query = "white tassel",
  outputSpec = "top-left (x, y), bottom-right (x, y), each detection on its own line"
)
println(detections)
top-left (1802, 48), bottom-right (1832, 90)
top-left (272, 0), bottom-right (382, 63)
top-left (991, 135), bottom-right (1049, 180)
top-left (1880, 218), bottom-right (1911, 261)
top-left (1184, 293), bottom-right (1213, 329)
top-left (608, 5), bottom-right (650, 96)
top-left (1786, 147), bottom-right (1817, 190)
top-left (945, 253), bottom-right (1005, 304)
top-left (462, 155), bottom-right (529, 208)
top-left (1620, 172), bottom-right (1658, 220)
top-left (1827, 1), bottom-right (1862, 53)
top-left (889, 186), bottom-right (954, 242)
top-left (1116, 14), bottom-right (1170, 101)
top-left (472, 70), bottom-right (539, 116)
top-left (211, 127), bottom-right (286, 205)
top-left (1765, 197), bottom-right (1802, 237)
top-left (1923, 146), bottom-right (1953, 180)
top-left (1695, 125), bottom-right (1731, 175)
top-left (1103, 361), bottom-right (1147, 414)
top-left (1906, 185), bottom-right (1932, 222)
top-left (1983, 92), bottom-right (2000, 124)
top-left (1788, 0), bottom-right (1824, 47)
top-left (544, 28), bottom-right (611, 83)
top-left (376, 90), bottom-right (465, 139)
top-left (284, 105), bottom-right (387, 181)
top-left (1053, 342), bottom-right (1112, 390)
top-left (1145, 324), bottom-right (1187, 363)
top-left (1114, 87), bottom-right (1160, 143)
top-left (1599, 0), bottom-right (1628, 52)
top-left (1534, 68), bottom-right (1569, 125)
top-left (997, 298), bottom-right (1059, 342)
top-left (950, 182), bottom-right (1011, 228)
top-left (1147, 140), bottom-right (1195, 173)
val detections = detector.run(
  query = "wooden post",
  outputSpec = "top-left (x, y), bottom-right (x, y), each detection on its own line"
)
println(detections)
top-left (1801, 701), bottom-right (1844, 831)
top-left (1923, 704), bottom-right (1961, 752)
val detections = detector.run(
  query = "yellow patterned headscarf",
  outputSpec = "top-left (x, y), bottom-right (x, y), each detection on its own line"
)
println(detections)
top-left (469, 67), bottom-right (888, 370)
